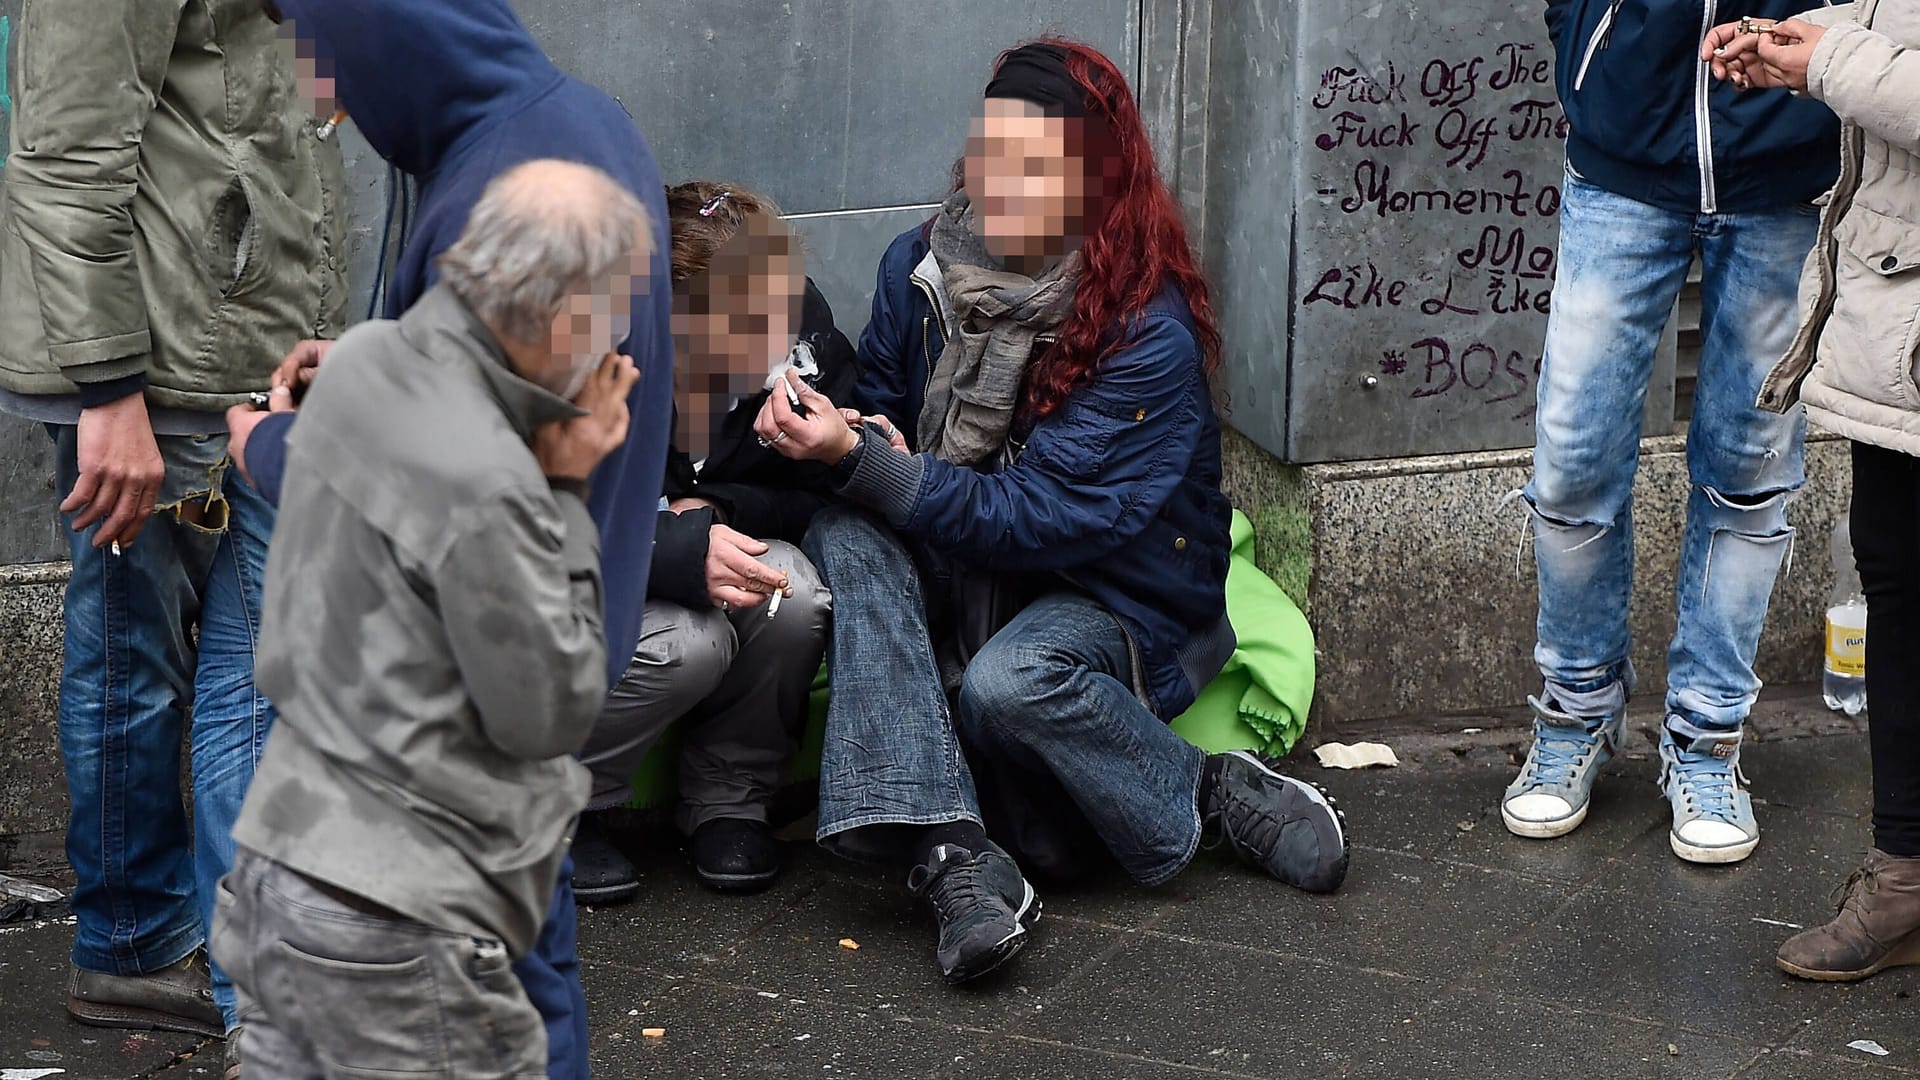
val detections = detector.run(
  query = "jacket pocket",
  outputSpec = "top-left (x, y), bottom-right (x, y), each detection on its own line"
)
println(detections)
top-left (1823, 203), bottom-right (1920, 411)
top-left (1572, 1), bottom-right (1621, 92)
top-left (206, 178), bottom-right (266, 298)
top-left (1036, 396), bottom-right (1123, 482)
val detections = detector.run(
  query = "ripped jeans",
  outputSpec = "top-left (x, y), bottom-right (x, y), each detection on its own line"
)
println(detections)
top-left (1523, 172), bottom-right (1813, 736)
top-left (52, 427), bottom-right (275, 1031)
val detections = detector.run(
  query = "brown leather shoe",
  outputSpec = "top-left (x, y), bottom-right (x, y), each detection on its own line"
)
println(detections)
top-left (1777, 849), bottom-right (1920, 982)
top-left (223, 1027), bottom-right (242, 1080)
top-left (67, 951), bottom-right (222, 1037)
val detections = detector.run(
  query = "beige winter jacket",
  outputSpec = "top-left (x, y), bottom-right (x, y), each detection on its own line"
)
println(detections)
top-left (1760, 0), bottom-right (1920, 456)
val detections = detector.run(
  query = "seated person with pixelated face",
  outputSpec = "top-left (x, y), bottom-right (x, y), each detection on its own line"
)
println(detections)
top-left (574, 182), bottom-right (860, 901)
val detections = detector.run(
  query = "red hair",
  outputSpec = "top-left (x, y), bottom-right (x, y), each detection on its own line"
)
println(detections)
top-left (1002, 38), bottom-right (1222, 419)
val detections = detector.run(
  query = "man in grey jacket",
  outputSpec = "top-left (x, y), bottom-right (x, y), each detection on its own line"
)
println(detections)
top-left (209, 160), bottom-right (648, 1074)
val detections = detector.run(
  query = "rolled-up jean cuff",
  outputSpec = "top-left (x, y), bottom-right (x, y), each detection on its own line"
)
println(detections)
top-left (1544, 679), bottom-right (1629, 719)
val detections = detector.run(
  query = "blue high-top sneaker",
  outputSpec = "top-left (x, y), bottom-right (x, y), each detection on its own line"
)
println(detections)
top-left (1502, 694), bottom-right (1627, 839)
top-left (1659, 718), bottom-right (1759, 864)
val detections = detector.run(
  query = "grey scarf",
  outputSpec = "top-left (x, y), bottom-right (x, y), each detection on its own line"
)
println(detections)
top-left (917, 193), bottom-right (1080, 467)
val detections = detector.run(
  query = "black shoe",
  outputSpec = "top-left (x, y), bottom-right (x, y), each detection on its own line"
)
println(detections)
top-left (906, 844), bottom-right (1040, 984)
top-left (1204, 751), bottom-right (1350, 894)
top-left (690, 818), bottom-right (783, 894)
top-left (571, 816), bottom-right (641, 906)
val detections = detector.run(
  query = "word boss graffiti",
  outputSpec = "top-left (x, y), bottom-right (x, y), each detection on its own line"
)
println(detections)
top-left (1303, 39), bottom-right (1567, 421)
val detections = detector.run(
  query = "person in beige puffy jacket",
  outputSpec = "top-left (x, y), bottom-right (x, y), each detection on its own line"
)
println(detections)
top-left (1707, 0), bottom-right (1920, 983)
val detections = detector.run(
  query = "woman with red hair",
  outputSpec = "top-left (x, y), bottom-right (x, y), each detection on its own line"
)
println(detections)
top-left (757, 40), bottom-right (1350, 983)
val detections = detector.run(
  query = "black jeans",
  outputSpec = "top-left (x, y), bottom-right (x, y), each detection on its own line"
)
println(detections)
top-left (1852, 441), bottom-right (1920, 857)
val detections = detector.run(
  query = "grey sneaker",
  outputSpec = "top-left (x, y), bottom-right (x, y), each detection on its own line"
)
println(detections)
top-left (906, 843), bottom-right (1039, 984)
top-left (1501, 696), bottom-right (1625, 839)
top-left (1659, 728), bottom-right (1758, 865)
top-left (68, 951), bottom-right (222, 1037)
top-left (1204, 751), bottom-right (1350, 894)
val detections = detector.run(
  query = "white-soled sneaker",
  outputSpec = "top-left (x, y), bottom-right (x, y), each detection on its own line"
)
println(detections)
top-left (1659, 729), bottom-right (1758, 865)
top-left (1501, 696), bottom-right (1625, 839)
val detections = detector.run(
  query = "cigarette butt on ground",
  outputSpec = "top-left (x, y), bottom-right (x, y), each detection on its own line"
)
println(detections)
top-left (838, 938), bottom-right (860, 951)
top-left (642, 1028), bottom-right (666, 1039)
top-left (1312, 741), bottom-right (1401, 770)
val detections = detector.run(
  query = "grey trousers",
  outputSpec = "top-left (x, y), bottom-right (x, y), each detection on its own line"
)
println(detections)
top-left (211, 849), bottom-right (546, 1079)
top-left (581, 540), bottom-right (830, 831)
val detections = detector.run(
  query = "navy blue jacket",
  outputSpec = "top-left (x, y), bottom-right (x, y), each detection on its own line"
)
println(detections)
top-left (1545, 0), bottom-right (1840, 212)
top-left (250, 0), bottom-right (674, 689)
top-left (855, 226), bottom-right (1233, 718)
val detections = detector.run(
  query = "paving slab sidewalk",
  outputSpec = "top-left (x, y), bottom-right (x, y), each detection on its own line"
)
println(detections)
top-left (2, 687), bottom-right (1912, 1079)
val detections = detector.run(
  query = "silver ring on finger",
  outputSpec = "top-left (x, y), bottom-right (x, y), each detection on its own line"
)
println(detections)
top-left (773, 430), bottom-right (788, 443)
top-left (755, 435), bottom-right (773, 448)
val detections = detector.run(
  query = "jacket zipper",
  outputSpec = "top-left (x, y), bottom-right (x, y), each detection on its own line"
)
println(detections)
top-left (911, 275), bottom-right (946, 402)
top-left (1573, 0), bottom-right (1624, 91)
top-left (1695, 0), bottom-right (1719, 213)
top-left (921, 315), bottom-right (936, 400)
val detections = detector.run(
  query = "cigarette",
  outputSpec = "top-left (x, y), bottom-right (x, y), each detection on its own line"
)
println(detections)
top-left (110, 541), bottom-right (121, 557)
top-left (317, 109), bottom-right (347, 141)
top-left (767, 589), bottom-right (782, 618)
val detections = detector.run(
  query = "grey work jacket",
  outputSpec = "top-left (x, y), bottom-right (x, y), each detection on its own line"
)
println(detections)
top-left (233, 284), bottom-right (607, 955)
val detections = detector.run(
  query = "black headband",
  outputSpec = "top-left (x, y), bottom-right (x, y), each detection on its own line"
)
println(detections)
top-left (984, 44), bottom-right (1085, 118)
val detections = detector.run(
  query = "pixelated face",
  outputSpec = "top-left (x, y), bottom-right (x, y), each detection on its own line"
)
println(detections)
top-left (670, 214), bottom-right (804, 456)
top-left (537, 235), bottom-right (650, 400)
top-left (274, 19), bottom-right (338, 118)
top-left (965, 98), bottom-right (1091, 262)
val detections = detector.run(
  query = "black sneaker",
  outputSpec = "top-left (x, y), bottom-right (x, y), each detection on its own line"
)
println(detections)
top-left (571, 815), bottom-right (641, 906)
top-left (906, 844), bottom-right (1040, 984)
top-left (1204, 751), bottom-right (1350, 894)
top-left (690, 818), bottom-right (784, 894)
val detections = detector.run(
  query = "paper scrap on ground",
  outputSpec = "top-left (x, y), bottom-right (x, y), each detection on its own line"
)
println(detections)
top-left (1849, 1040), bottom-right (1890, 1057)
top-left (3, 1070), bottom-right (68, 1080)
top-left (642, 1029), bottom-right (666, 1039)
top-left (838, 938), bottom-right (860, 950)
top-left (1314, 742), bottom-right (1400, 769)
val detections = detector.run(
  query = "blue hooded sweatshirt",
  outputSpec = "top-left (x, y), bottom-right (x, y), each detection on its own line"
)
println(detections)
top-left (250, 0), bottom-right (673, 692)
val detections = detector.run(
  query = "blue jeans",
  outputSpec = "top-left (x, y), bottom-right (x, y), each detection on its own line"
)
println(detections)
top-left (514, 863), bottom-right (588, 1080)
top-left (53, 427), bottom-right (274, 1030)
top-left (1524, 172), bottom-right (1814, 734)
top-left (803, 508), bottom-right (1205, 887)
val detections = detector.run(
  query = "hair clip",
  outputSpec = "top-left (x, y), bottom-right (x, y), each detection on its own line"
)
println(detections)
top-left (698, 192), bottom-right (734, 218)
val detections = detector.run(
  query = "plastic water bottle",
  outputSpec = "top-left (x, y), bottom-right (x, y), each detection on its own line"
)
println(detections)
top-left (1824, 511), bottom-right (1868, 716)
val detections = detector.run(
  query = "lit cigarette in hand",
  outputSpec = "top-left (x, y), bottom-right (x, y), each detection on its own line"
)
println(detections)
top-left (317, 109), bottom-right (347, 141)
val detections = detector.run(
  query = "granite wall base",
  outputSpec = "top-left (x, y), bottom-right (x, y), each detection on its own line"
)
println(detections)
top-left (1222, 429), bottom-right (1851, 728)
top-left (0, 564), bottom-right (69, 873)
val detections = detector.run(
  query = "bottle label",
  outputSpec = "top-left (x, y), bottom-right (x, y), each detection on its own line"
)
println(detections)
top-left (1826, 619), bottom-right (1866, 678)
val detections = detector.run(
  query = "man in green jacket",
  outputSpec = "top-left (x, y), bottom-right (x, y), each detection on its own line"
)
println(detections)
top-left (0, 0), bottom-right (345, 1055)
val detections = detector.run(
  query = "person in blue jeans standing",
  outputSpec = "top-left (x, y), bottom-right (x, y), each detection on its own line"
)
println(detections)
top-left (0, 0), bottom-right (347, 1066)
top-left (224, 3), bottom-right (675, 1076)
top-left (1501, 0), bottom-right (1841, 864)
